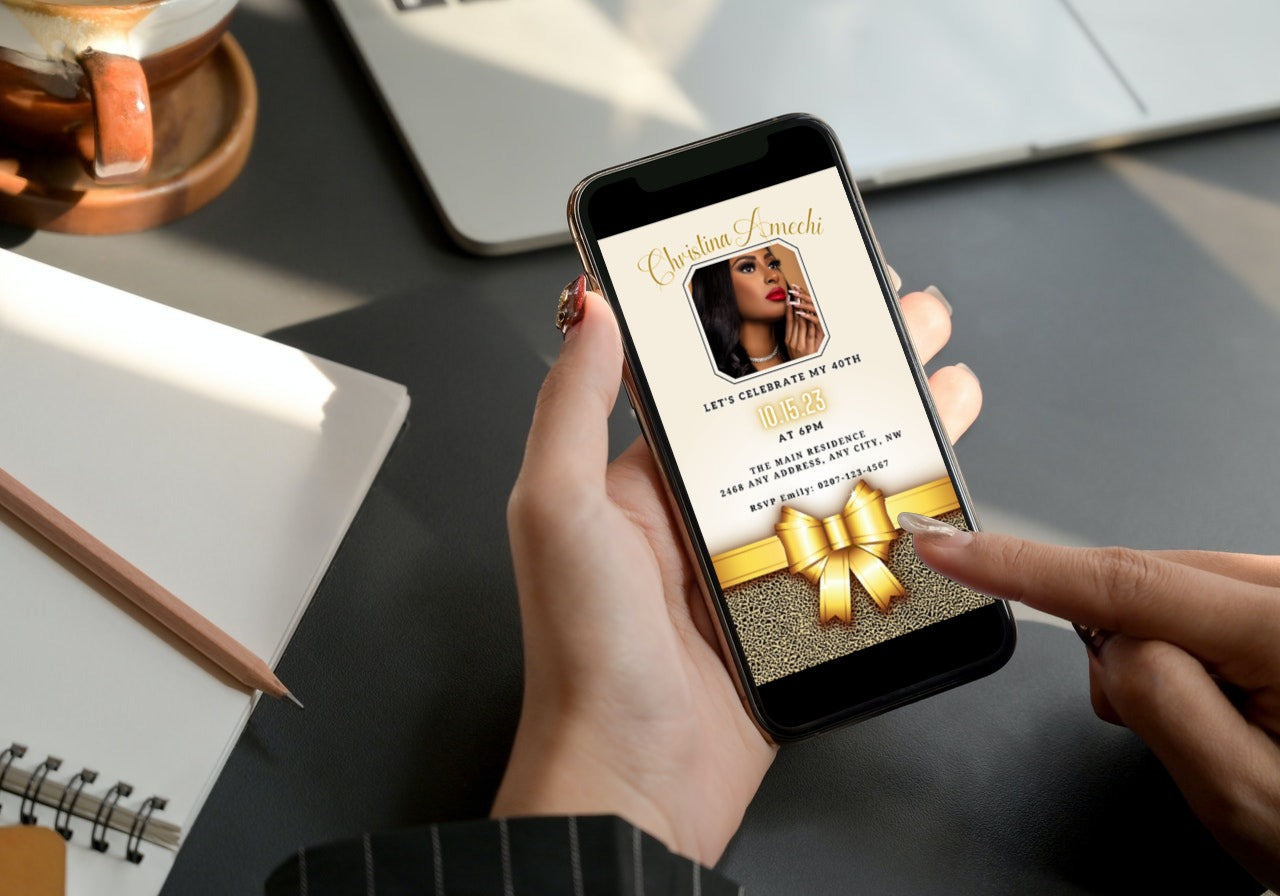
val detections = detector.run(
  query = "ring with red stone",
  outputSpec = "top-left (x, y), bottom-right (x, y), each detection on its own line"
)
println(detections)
top-left (555, 274), bottom-right (587, 334)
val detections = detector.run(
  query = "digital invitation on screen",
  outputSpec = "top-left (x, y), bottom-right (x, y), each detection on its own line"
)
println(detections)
top-left (599, 167), bottom-right (991, 685)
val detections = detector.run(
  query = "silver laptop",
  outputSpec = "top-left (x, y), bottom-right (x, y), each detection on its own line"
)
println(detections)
top-left (328, 0), bottom-right (1280, 255)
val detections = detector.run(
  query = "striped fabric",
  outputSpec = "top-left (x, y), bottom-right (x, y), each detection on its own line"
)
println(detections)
top-left (265, 815), bottom-right (743, 896)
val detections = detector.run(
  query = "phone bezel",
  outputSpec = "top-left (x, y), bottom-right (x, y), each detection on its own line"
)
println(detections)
top-left (568, 114), bottom-right (1015, 741)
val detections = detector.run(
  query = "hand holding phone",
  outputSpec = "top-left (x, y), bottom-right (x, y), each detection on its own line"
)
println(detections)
top-left (497, 275), bottom-right (981, 865)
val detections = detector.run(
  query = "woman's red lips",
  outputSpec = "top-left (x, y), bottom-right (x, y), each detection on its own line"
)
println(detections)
top-left (766, 287), bottom-right (787, 302)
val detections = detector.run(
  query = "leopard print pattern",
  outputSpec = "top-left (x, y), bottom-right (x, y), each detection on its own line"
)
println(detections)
top-left (722, 512), bottom-right (994, 684)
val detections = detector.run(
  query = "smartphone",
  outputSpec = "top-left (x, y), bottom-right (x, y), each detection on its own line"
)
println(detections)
top-left (568, 114), bottom-right (1015, 741)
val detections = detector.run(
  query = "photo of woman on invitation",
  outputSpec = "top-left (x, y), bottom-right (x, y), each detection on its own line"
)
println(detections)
top-left (688, 242), bottom-right (825, 380)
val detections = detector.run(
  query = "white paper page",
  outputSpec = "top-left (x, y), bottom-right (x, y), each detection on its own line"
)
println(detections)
top-left (0, 249), bottom-right (409, 896)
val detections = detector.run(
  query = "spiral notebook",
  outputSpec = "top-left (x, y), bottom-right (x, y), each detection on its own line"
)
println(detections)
top-left (0, 249), bottom-right (410, 896)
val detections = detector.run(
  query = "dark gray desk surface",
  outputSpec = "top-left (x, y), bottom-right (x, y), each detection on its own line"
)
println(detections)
top-left (7, 2), bottom-right (1280, 893)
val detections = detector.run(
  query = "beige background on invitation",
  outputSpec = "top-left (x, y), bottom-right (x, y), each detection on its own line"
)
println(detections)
top-left (599, 168), bottom-right (950, 556)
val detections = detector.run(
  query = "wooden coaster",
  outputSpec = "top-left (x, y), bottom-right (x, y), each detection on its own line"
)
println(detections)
top-left (0, 34), bottom-right (257, 234)
top-left (0, 826), bottom-right (65, 896)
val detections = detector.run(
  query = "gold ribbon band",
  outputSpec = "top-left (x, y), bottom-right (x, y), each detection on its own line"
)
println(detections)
top-left (711, 477), bottom-right (959, 624)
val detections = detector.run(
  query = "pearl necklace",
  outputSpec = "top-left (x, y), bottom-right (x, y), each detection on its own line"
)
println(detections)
top-left (748, 343), bottom-right (780, 363)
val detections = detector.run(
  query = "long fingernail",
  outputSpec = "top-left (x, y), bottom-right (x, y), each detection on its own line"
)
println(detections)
top-left (556, 274), bottom-right (587, 336)
top-left (924, 285), bottom-right (953, 316)
top-left (1073, 623), bottom-right (1112, 658)
top-left (898, 512), bottom-right (973, 546)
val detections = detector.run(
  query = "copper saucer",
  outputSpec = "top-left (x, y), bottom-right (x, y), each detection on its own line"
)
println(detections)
top-left (0, 34), bottom-right (257, 235)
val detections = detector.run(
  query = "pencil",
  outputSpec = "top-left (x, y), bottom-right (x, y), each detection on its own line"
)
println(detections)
top-left (0, 465), bottom-right (302, 708)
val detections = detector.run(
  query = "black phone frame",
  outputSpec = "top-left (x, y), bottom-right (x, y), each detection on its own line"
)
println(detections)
top-left (570, 114), bottom-right (1015, 741)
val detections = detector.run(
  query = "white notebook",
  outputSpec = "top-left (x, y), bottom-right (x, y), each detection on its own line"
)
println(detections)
top-left (0, 249), bottom-right (410, 896)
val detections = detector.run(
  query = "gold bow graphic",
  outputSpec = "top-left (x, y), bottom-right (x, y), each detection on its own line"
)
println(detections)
top-left (711, 477), bottom-right (960, 624)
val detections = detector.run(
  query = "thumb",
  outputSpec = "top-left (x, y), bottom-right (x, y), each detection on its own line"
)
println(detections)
top-left (517, 282), bottom-right (622, 500)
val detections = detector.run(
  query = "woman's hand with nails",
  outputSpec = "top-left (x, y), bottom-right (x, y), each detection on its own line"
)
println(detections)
top-left (494, 281), bottom-right (975, 865)
top-left (906, 522), bottom-right (1280, 891)
top-left (783, 282), bottom-right (823, 360)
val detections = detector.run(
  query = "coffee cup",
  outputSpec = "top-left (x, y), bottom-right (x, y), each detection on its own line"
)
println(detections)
top-left (0, 0), bottom-right (237, 184)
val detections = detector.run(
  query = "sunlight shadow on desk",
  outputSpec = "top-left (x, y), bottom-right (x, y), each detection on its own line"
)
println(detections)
top-left (1103, 153), bottom-right (1280, 320)
top-left (5, 284), bottom-right (336, 432)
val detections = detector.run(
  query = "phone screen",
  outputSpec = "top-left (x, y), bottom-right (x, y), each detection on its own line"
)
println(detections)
top-left (575, 118), bottom-right (1012, 736)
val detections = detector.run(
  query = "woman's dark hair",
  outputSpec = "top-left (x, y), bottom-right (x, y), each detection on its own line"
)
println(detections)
top-left (691, 259), bottom-right (789, 379)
